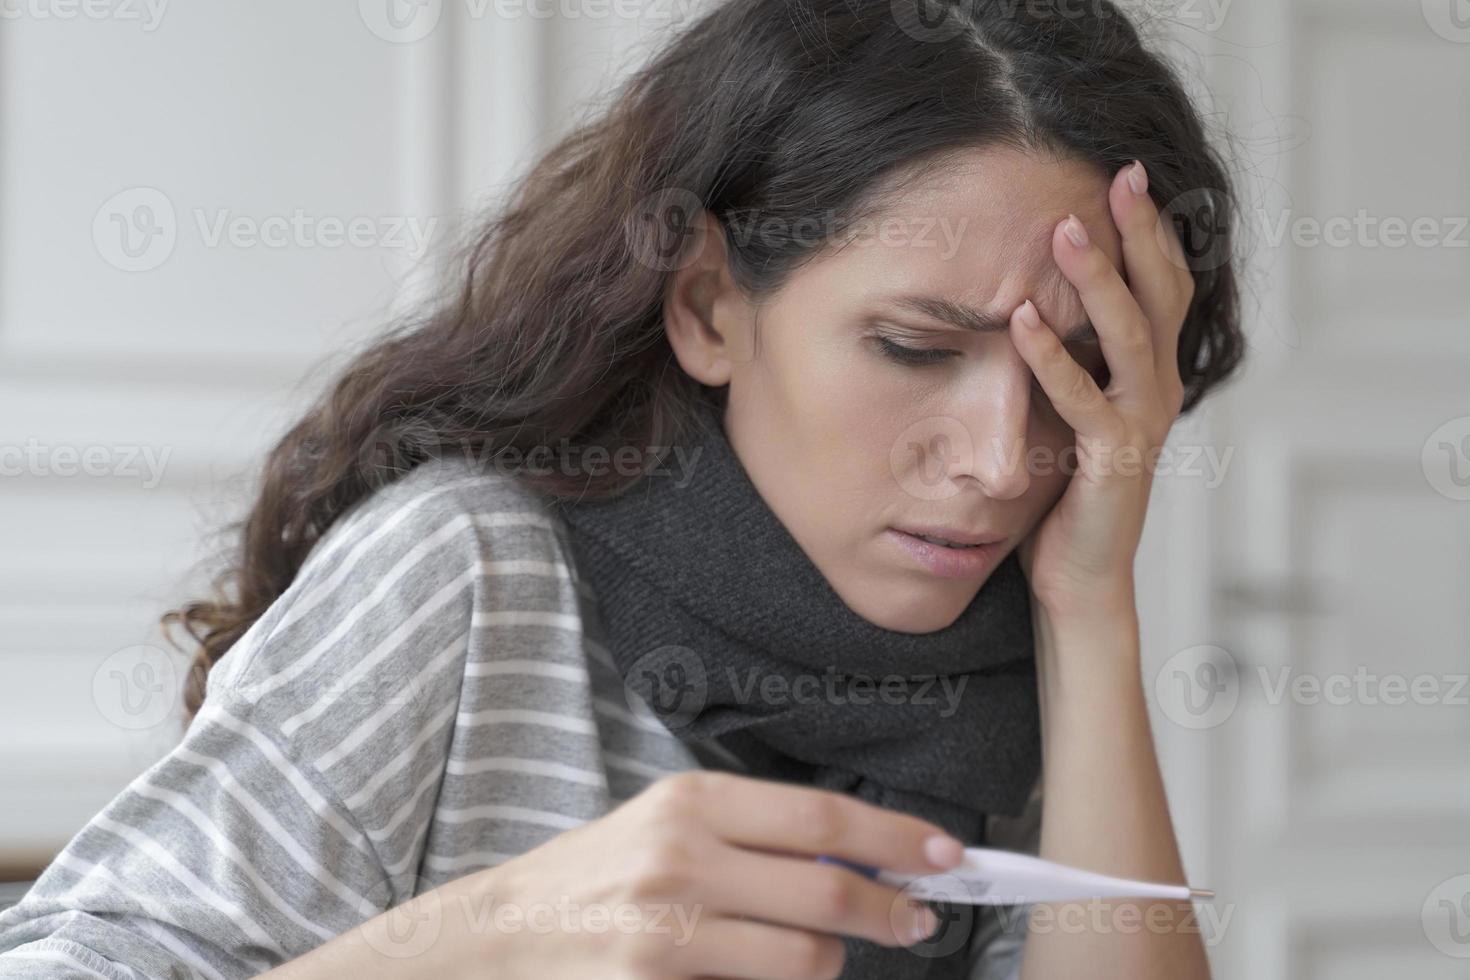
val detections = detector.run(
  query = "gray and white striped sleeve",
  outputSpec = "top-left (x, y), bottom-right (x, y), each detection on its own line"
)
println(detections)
top-left (0, 465), bottom-right (502, 979)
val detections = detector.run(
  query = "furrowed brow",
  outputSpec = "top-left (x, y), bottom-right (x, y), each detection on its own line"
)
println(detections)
top-left (888, 294), bottom-right (1097, 344)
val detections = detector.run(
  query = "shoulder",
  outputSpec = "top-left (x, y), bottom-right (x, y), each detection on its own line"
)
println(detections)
top-left (174, 455), bottom-right (606, 890)
top-left (205, 453), bottom-right (582, 723)
top-left (321, 452), bottom-right (569, 565)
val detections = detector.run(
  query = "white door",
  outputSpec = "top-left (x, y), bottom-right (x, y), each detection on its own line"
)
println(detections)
top-left (1140, 1), bottom-right (1470, 976)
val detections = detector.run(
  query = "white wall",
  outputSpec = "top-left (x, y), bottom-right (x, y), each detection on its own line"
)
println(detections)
top-left (0, 0), bottom-right (721, 872)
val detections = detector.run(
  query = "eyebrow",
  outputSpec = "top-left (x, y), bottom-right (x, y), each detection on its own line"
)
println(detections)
top-left (887, 294), bottom-right (1098, 344)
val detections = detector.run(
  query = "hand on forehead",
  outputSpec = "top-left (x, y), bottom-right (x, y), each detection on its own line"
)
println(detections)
top-left (862, 145), bottom-right (1127, 337)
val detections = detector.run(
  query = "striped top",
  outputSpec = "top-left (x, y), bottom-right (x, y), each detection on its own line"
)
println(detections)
top-left (0, 453), bottom-right (1036, 979)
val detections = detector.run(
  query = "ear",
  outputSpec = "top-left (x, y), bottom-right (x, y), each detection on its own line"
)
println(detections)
top-left (663, 209), bottom-right (757, 387)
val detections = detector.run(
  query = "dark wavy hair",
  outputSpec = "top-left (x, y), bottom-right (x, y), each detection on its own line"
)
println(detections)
top-left (163, 0), bottom-right (1245, 720)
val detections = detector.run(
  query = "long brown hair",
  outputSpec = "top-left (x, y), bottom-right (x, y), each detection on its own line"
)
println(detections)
top-left (163, 0), bottom-right (1247, 720)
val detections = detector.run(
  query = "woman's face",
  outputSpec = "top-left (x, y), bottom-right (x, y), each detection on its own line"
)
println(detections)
top-left (664, 145), bottom-right (1125, 633)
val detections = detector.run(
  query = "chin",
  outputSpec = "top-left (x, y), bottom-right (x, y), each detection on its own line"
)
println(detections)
top-left (872, 604), bottom-right (970, 635)
top-left (846, 581), bottom-right (976, 635)
top-left (819, 551), bottom-right (987, 633)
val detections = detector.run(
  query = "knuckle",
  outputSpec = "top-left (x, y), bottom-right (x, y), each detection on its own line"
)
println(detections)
top-left (638, 772), bottom-right (682, 808)
top-left (812, 868), bottom-right (858, 924)
top-left (610, 936), bottom-right (668, 980)
top-left (1124, 320), bottom-right (1154, 353)
top-left (1031, 328), bottom-right (1063, 363)
top-left (643, 770), bottom-right (705, 818)
top-left (628, 835), bottom-right (698, 898)
top-left (682, 767), bottom-right (733, 801)
top-left (664, 768), bottom-right (706, 798)
top-left (791, 792), bottom-right (846, 850)
top-left (1066, 365), bottom-right (1099, 404)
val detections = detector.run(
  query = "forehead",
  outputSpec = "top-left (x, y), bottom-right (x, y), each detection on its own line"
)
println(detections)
top-left (808, 144), bottom-right (1124, 328)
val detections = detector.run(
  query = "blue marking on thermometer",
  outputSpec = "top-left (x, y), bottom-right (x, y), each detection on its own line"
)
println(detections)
top-left (815, 855), bottom-right (880, 879)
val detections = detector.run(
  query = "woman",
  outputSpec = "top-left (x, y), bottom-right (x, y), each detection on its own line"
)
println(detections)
top-left (0, 0), bottom-right (1243, 976)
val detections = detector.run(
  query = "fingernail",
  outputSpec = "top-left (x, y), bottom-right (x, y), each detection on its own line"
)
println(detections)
top-left (1127, 159), bottom-right (1148, 196)
top-left (923, 833), bottom-right (963, 868)
top-left (1017, 300), bottom-right (1042, 331)
top-left (1063, 214), bottom-right (1088, 249)
top-left (908, 904), bottom-right (939, 943)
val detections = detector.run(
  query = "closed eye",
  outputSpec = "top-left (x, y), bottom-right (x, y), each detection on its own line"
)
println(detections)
top-left (878, 334), bottom-right (1109, 385)
top-left (875, 336), bottom-right (959, 365)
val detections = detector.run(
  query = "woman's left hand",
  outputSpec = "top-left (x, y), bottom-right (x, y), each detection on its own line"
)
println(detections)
top-left (1011, 160), bottom-right (1196, 621)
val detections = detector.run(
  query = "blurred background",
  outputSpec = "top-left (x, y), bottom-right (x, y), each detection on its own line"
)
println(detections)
top-left (1, 1), bottom-right (1467, 977)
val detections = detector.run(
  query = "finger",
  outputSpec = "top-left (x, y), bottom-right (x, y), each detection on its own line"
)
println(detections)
top-left (1107, 160), bottom-right (1193, 387)
top-left (676, 915), bottom-right (846, 980)
top-left (700, 844), bottom-right (938, 949)
top-left (1010, 299), bottom-right (1121, 442)
top-left (690, 772), bottom-right (964, 876)
top-left (1050, 212), bottom-right (1157, 406)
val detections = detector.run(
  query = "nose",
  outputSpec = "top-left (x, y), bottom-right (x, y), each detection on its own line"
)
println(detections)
top-left (953, 353), bottom-right (1032, 501)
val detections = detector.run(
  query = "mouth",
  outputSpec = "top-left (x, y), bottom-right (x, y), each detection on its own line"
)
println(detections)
top-left (886, 527), bottom-right (1007, 579)
top-left (890, 525), bottom-right (1007, 548)
top-left (906, 533), bottom-right (986, 550)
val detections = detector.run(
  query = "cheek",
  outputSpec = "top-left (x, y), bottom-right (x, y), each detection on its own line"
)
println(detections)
top-left (786, 351), bottom-right (913, 497)
top-left (742, 319), bottom-right (884, 483)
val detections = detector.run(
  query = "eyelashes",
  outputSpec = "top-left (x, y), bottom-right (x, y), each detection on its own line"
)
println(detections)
top-left (875, 336), bottom-right (958, 365)
top-left (873, 334), bottom-right (1112, 392)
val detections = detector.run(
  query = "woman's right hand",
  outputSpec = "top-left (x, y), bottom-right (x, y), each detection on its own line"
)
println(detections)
top-left (451, 769), bottom-right (967, 979)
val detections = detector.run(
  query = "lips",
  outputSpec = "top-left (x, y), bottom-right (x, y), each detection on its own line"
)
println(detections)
top-left (886, 528), bottom-right (1004, 579)
top-left (913, 534), bottom-right (983, 549)
top-left (893, 525), bottom-right (1006, 548)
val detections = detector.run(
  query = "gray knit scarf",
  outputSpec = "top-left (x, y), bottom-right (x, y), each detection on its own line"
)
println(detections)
top-left (552, 393), bottom-right (1041, 979)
